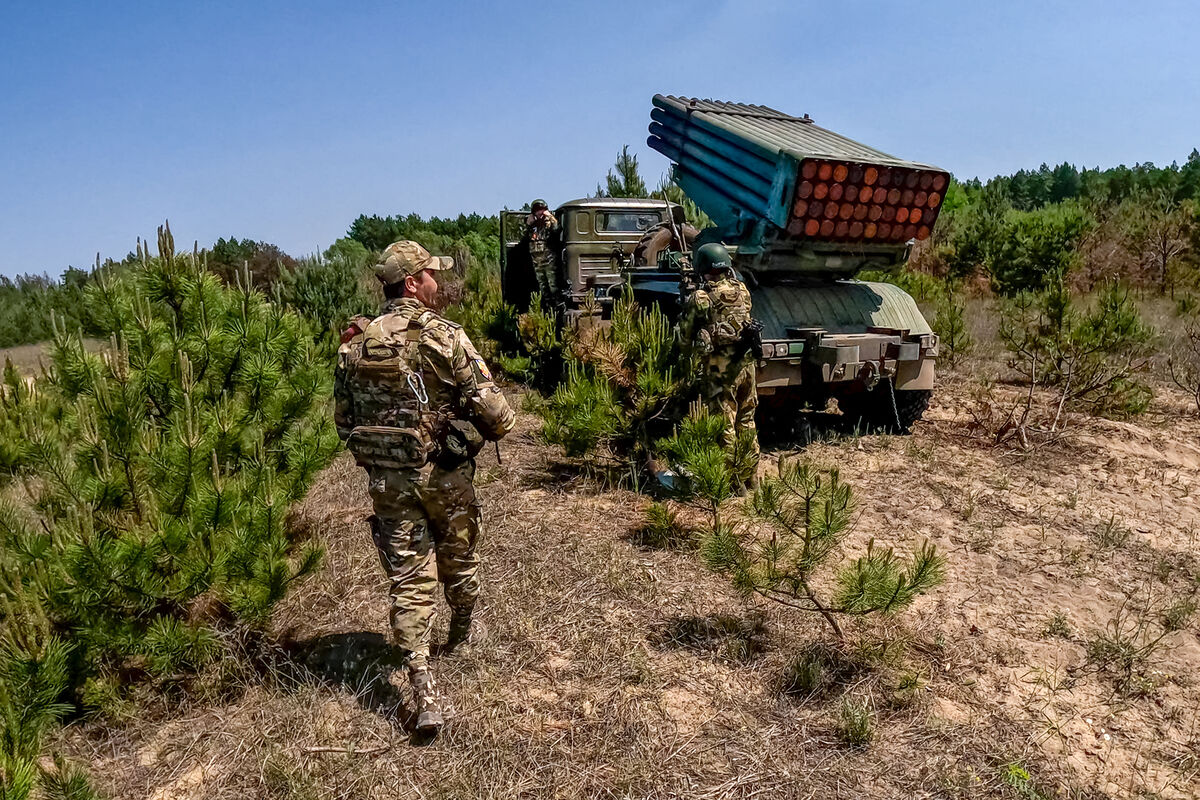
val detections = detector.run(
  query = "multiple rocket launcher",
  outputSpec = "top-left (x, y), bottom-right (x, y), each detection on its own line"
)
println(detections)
top-left (647, 95), bottom-right (950, 249)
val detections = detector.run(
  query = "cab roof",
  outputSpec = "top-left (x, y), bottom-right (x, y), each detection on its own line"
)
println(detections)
top-left (555, 197), bottom-right (675, 211)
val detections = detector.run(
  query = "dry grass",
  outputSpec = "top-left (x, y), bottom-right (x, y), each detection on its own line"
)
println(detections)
top-left (51, 342), bottom-right (1200, 798)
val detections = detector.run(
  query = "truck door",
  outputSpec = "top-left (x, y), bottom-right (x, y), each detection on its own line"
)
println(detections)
top-left (500, 210), bottom-right (536, 311)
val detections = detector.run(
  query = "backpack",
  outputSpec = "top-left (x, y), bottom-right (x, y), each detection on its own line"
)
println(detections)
top-left (341, 309), bottom-right (437, 469)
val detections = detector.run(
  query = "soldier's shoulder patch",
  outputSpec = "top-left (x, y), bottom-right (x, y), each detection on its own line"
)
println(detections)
top-left (472, 358), bottom-right (493, 383)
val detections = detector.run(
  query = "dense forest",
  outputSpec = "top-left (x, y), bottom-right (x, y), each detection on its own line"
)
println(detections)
top-left (1, 149), bottom-right (1198, 350)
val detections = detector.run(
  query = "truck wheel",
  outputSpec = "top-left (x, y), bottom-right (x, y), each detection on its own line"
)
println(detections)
top-left (837, 382), bottom-right (931, 434)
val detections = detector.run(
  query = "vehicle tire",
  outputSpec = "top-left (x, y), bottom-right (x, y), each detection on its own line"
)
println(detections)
top-left (836, 381), bottom-right (931, 434)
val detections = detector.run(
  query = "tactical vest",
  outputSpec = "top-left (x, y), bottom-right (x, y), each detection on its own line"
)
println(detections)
top-left (526, 215), bottom-right (555, 257)
top-left (706, 278), bottom-right (753, 347)
top-left (340, 308), bottom-right (439, 469)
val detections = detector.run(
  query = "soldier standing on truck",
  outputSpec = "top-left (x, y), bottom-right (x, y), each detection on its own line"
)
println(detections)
top-left (631, 204), bottom-right (700, 267)
top-left (334, 240), bottom-right (516, 734)
top-left (524, 199), bottom-right (560, 304)
top-left (677, 242), bottom-right (760, 490)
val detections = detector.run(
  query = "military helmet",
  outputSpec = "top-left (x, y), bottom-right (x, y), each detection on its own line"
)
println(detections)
top-left (531, 198), bottom-right (549, 211)
top-left (693, 242), bottom-right (733, 275)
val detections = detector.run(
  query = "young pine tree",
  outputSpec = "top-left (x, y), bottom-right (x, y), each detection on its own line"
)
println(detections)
top-left (0, 223), bottom-right (340, 794)
top-left (539, 295), bottom-right (686, 467)
top-left (660, 408), bottom-right (944, 639)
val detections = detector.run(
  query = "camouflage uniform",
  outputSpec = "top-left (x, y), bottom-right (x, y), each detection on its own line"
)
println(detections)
top-left (524, 210), bottom-right (559, 299)
top-left (335, 256), bottom-right (515, 677)
top-left (678, 275), bottom-right (760, 471)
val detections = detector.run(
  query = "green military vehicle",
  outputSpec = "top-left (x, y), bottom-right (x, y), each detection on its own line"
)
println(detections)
top-left (501, 95), bottom-right (948, 432)
top-left (500, 198), bottom-right (682, 314)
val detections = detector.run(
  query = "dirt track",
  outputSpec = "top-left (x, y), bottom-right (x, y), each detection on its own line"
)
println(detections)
top-left (61, 374), bottom-right (1200, 799)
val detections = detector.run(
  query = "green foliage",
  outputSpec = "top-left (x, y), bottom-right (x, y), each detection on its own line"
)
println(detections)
top-left (699, 458), bottom-right (944, 639)
top-left (632, 502), bottom-right (695, 550)
top-left (35, 756), bottom-right (104, 800)
top-left (1000, 280), bottom-right (1153, 417)
top-left (931, 280), bottom-right (972, 367)
top-left (0, 224), bottom-right (339, 791)
top-left (658, 408), bottom-right (739, 516)
top-left (0, 360), bottom-right (51, 480)
top-left (595, 145), bottom-right (649, 199)
top-left (538, 295), bottom-right (685, 464)
top-left (277, 251), bottom-right (376, 351)
top-left (651, 175), bottom-right (712, 229)
top-left (0, 268), bottom-right (99, 349)
top-left (835, 696), bottom-right (874, 747)
top-left (1168, 319), bottom-right (1200, 412)
top-left (1000, 761), bottom-right (1053, 800)
top-left (0, 634), bottom-right (74, 800)
top-left (857, 268), bottom-right (941, 304)
top-left (205, 237), bottom-right (298, 291)
top-left (991, 203), bottom-right (1092, 295)
top-left (345, 213), bottom-right (498, 266)
top-left (539, 362), bottom-right (623, 458)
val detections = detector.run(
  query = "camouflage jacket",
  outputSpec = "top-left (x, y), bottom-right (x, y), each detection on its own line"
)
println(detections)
top-left (334, 298), bottom-right (516, 467)
top-left (524, 212), bottom-right (558, 255)
top-left (678, 276), bottom-right (755, 375)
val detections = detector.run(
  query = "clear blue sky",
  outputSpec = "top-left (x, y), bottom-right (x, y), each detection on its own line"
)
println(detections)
top-left (2, 0), bottom-right (1197, 278)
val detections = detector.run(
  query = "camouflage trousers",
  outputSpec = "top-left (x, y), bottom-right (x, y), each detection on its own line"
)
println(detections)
top-left (700, 359), bottom-right (760, 473)
top-left (531, 250), bottom-right (558, 299)
top-left (365, 459), bottom-right (481, 671)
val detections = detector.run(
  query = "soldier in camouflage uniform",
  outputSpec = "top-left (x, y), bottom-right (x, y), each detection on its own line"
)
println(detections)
top-left (334, 240), bottom-right (516, 732)
top-left (524, 199), bottom-right (560, 303)
top-left (677, 242), bottom-right (760, 487)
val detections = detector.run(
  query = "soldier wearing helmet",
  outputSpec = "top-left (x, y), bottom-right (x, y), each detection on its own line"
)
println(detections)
top-left (677, 242), bottom-right (760, 489)
top-left (334, 240), bottom-right (516, 733)
top-left (523, 199), bottom-right (560, 304)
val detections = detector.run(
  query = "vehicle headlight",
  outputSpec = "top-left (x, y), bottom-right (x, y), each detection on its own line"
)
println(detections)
top-left (774, 343), bottom-right (789, 357)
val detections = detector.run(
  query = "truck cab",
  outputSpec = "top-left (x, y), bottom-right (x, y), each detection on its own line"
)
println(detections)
top-left (501, 198), bottom-right (679, 313)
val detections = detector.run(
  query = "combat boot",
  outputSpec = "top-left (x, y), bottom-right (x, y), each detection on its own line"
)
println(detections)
top-left (445, 611), bottom-right (473, 652)
top-left (409, 667), bottom-right (444, 732)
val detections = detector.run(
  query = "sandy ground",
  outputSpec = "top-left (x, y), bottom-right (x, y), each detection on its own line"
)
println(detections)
top-left (57, 370), bottom-right (1200, 799)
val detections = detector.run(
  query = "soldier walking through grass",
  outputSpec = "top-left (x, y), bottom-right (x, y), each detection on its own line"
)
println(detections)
top-left (677, 242), bottom-right (761, 490)
top-left (334, 240), bottom-right (516, 733)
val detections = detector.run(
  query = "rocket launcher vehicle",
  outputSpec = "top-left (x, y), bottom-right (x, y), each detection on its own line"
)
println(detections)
top-left (647, 95), bottom-right (950, 273)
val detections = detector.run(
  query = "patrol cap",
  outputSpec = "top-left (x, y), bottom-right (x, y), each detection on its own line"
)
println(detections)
top-left (374, 240), bottom-right (454, 286)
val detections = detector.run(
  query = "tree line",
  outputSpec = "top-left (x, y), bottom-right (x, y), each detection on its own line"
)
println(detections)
top-left (2, 149), bottom-right (1199, 352)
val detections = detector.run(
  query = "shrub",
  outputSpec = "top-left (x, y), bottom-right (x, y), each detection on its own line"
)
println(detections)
top-left (990, 203), bottom-right (1092, 296)
top-left (538, 295), bottom-right (686, 468)
top-left (931, 280), bottom-right (972, 368)
top-left (666, 412), bottom-right (944, 640)
top-left (277, 250), bottom-right (376, 352)
top-left (0, 224), bottom-right (339, 794)
top-left (1001, 278), bottom-right (1153, 423)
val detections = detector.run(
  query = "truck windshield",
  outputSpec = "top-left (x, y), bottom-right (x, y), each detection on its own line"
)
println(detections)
top-left (597, 212), bottom-right (661, 232)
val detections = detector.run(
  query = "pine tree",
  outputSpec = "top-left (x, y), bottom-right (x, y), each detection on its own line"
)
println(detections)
top-left (0, 223), bottom-right (340, 795)
top-left (659, 409), bottom-right (944, 639)
top-left (538, 295), bottom-right (686, 468)
top-left (595, 145), bottom-right (649, 198)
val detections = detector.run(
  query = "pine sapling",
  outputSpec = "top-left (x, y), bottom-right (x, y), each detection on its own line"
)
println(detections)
top-left (701, 458), bottom-right (944, 639)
